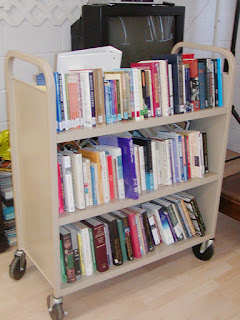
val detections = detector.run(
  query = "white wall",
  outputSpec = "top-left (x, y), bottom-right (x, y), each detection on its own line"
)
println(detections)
top-left (0, 0), bottom-right (239, 151)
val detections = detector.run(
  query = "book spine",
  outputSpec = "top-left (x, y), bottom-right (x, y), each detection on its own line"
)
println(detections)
top-left (138, 145), bottom-right (147, 191)
top-left (178, 200), bottom-right (194, 237)
top-left (104, 80), bottom-right (111, 124)
top-left (64, 74), bottom-right (72, 129)
top-left (70, 228), bottom-right (81, 279)
top-left (81, 228), bottom-right (94, 276)
top-left (54, 72), bottom-right (63, 132)
top-left (135, 214), bottom-right (144, 255)
top-left (125, 212), bottom-right (142, 258)
top-left (88, 227), bottom-right (97, 272)
top-left (80, 72), bottom-right (93, 127)
top-left (202, 132), bottom-right (209, 173)
top-left (158, 209), bottom-right (175, 245)
top-left (107, 155), bottom-right (115, 200)
top-left (217, 58), bottom-right (223, 106)
top-left (162, 209), bottom-right (178, 242)
top-left (58, 73), bottom-right (66, 130)
top-left (100, 152), bottom-right (110, 204)
top-left (168, 205), bottom-right (184, 241)
top-left (139, 213), bottom-right (149, 254)
top-left (67, 74), bottom-right (80, 129)
top-left (77, 232), bottom-right (85, 275)
top-left (57, 162), bottom-right (64, 214)
top-left (147, 214), bottom-right (161, 245)
top-left (160, 60), bottom-right (170, 117)
top-left (142, 211), bottom-right (154, 252)
top-left (103, 223), bottom-right (113, 267)
top-left (151, 140), bottom-right (158, 190)
top-left (192, 198), bottom-right (206, 232)
top-left (110, 80), bottom-right (117, 123)
top-left (121, 216), bottom-right (134, 260)
top-left (59, 239), bottom-right (67, 282)
top-left (213, 59), bottom-right (219, 106)
top-left (141, 69), bottom-right (149, 118)
top-left (132, 68), bottom-right (141, 121)
top-left (93, 69), bottom-right (105, 124)
top-left (76, 73), bottom-right (83, 128)
top-left (145, 70), bottom-right (154, 117)
top-left (134, 145), bottom-right (141, 195)
top-left (82, 160), bottom-right (90, 207)
top-left (198, 62), bottom-right (207, 109)
top-left (71, 154), bottom-right (85, 210)
top-left (90, 165), bottom-right (97, 205)
top-left (60, 231), bottom-right (76, 283)
top-left (116, 219), bottom-right (128, 262)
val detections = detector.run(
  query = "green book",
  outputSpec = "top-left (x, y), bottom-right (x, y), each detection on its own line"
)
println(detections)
top-left (88, 228), bottom-right (97, 272)
top-left (116, 218), bottom-right (128, 262)
top-left (60, 239), bottom-right (67, 283)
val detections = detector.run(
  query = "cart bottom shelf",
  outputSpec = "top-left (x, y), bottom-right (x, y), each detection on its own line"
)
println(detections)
top-left (61, 233), bottom-right (212, 296)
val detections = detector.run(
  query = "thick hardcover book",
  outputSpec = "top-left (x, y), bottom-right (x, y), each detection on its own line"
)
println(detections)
top-left (59, 239), bottom-right (67, 283)
top-left (111, 210), bottom-right (134, 261)
top-left (82, 218), bottom-right (109, 272)
top-left (98, 134), bottom-right (138, 199)
top-left (96, 213), bottom-right (123, 266)
top-left (70, 153), bottom-right (85, 210)
top-left (120, 208), bottom-right (142, 258)
top-left (198, 61), bottom-right (207, 109)
top-left (132, 137), bottom-right (154, 191)
top-left (151, 198), bottom-right (184, 241)
top-left (64, 225), bottom-right (81, 280)
top-left (146, 211), bottom-right (161, 245)
top-left (202, 132), bottom-right (209, 173)
top-left (153, 54), bottom-right (184, 114)
top-left (59, 226), bottom-right (76, 283)
top-left (184, 64), bottom-right (192, 112)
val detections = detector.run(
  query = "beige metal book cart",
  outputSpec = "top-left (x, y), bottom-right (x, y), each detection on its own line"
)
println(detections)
top-left (5, 42), bottom-right (236, 319)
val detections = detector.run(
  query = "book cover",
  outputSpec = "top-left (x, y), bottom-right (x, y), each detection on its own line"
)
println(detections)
top-left (57, 162), bottom-right (64, 214)
top-left (59, 239), bottom-right (67, 283)
top-left (146, 211), bottom-right (161, 246)
top-left (93, 68), bottom-right (105, 124)
top-left (54, 72), bottom-right (63, 131)
top-left (70, 153), bottom-right (85, 210)
top-left (182, 59), bottom-right (200, 111)
top-left (198, 61), bottom-right (207, 109)
top-left (216, 58), bottom-right (223, 106)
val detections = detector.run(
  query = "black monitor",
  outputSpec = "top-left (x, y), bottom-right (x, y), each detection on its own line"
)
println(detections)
top-left (71, 4), bottom-right (185, 67)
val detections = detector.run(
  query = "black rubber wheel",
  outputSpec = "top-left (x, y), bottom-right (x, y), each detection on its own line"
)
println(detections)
top-left (9, 256), bottom-right (27, 280)
top-left (192, 243), bottom-right (214, 261)
top-left (50, 304), bottom-right (64, 320)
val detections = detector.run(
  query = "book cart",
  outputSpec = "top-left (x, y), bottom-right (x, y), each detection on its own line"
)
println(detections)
top-left (5, 42), bottom-right (236, 319)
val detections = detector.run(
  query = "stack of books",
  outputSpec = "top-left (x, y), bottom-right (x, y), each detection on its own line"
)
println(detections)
top-left (35, 53), bottom-right (223, 132)
top-left (57, 128), bottom-right (208, 214)
top-left (59, 191), bottom-right (206, 283)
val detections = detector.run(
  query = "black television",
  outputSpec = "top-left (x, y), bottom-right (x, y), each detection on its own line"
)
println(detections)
top-left (71, 4), bottom-right (185, 67)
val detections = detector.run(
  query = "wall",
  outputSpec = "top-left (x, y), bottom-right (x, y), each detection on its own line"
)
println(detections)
top-left (0, 0), bottom-right (239, 151)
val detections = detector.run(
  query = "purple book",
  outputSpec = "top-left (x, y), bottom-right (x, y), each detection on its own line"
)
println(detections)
top-left (98, 135), bottom-right (139, 199)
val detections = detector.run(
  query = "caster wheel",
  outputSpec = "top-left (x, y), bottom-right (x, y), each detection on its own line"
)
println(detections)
top-left (47, 295), bottom-right (65, 320)
top-left (192, 243), bottom-right (214, 261)
top-left (50, 304), bottom-right (64, 320)
top-left (9, 256), bottom-right (27, 280)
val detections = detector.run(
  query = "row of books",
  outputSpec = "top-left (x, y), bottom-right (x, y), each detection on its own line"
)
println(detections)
top-left (36, 53), bottom-right (223, 132)
top-left (57, 128), bottom-right (208, 213)
top-left (60, 191), bottom-right (206, 283)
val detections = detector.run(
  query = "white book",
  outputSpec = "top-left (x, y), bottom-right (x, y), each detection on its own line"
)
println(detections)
top-left (151, 140), bottom-right (158, 190)
top-left (73, 221), bottom-right (94, 276)
top-left (141, 202), bottom-right (174, 245)
top-left (146, 212), bottom-right (161, 245)
top-left (79, 71), bottom-right (93, 128)
top-left (59, 73), bottom-right (68, 130)
top-left (132, 68), bottom-right (142, 121)
top-left (134, 145), bottom-right (141, 195)
top-left (199, 132), bottom-right (205, 178)
top-left (154, 143), bottom-right (161, 186)
top-left (168, 64), bottom-right (174, 115)
top-left (138, 145), bottom-right (147, 191)
top-left (102, 222), bottom-right (113, 267)
top-left (94, 145), bottom-right (125, 200)
top-left (70, 153), bottom-right (85, 210)
top-left (57, 153), bottom-right (75, 212)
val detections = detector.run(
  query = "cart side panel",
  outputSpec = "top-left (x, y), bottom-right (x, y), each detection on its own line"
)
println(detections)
top-left (11, 80), bottom-right (57, 287)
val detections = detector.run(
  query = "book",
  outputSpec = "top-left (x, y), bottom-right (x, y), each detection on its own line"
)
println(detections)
top-left (72, 221), bottom-right (94, 276)
top-left (54, 72), bottom-right (63, 131)
top-left (120, 208), bottom-right (142, 259)
top-left (70, 152), bottom-right (85, 210)
top-left (198, 61), bottom-right (207, 109)
top-left (216, 58), bottom-right (223, 106)
top-left (92, 68), bottom-right (105, 124)
top-left (96, 213), bottom-right (123, 265)
top-left (98, 134), bottom-right (138, 199)
top-left (110, 210), bottom-right (134, 261)
top-left (146, 211), bottom-right (161, 246)
top-left (57, 153), bottom-right (75, 212)
top-left (138, 145), bottom-right (147, 191)
top-left (151, 198), bottom-right (185, 241)
top-left (59, 239), bottom-right (67, 283)
top-left (93, 144), bottom-right (125, 200)
top-left (57, 162), bottom-right (64, 214)
top-left (82, 218), bottom-right (109, 272)
top-left (109, 212), bottom-right (128, 261)
top-left (59, 226), bottom-right (76, 283)
top-left (64, 224), bottom-right (81, 280)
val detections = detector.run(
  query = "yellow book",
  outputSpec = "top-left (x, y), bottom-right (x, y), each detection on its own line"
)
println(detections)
top-left (180, 199), bottom-right (196, 237)
top-left (77, 232), bottom-right (85, 275)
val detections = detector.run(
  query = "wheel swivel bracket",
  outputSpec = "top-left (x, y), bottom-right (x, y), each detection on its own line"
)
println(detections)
top-left (199, 239), bottom-right (214, 254)
top-left (14, 249), bottom-right (26, 271)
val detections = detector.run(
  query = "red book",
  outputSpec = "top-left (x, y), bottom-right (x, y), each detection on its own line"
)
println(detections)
top-left (120, 208), bottom-right (142, 258)
top-left (57, 162), bottom-right (64, 214)
top-left (107, 155), bottom-right (115, 200)
top-left (182, 59), bottom-right (200, 111)
top-left (131, 62), bottom-right (160, 117)
top-left (82, 218), bottom-right (109, 272)
top-left (182, 54), bottom-right (195, 60)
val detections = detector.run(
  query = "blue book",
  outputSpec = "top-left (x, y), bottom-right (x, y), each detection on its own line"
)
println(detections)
top-left (3, 210), bottom-right (15, 221)
top-left (98, 134), bottom-right (138, 199)
top-left (35, 73), bottom-right (46, 85)
top-left (198, 62), bottom-right (207, 109)
top-left (217, 59), bottom-right (223, 106)
top-left (90, 165), bottom-right (97, 205)
top-left (54, 72), bottom-right (63, 132)
top-left (110, 80), bottom-right (117, 123)
top-left (3, 206), bottom-right (14, 215)
top-left (184, 65), bottom-right (192, 112)
top-left (104, 80), bottom-right (112, 124)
